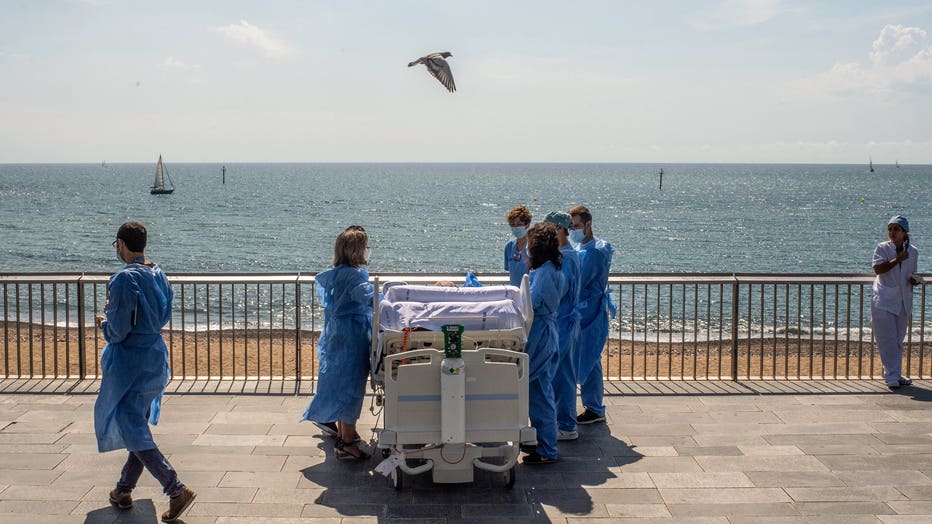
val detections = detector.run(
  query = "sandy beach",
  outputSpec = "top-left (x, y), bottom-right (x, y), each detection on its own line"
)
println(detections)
top-left (4, 320), bottom-right (930, 381)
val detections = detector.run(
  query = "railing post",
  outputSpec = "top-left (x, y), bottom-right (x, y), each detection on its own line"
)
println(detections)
top-left (295, 275), bottom-right (302, 390)
top-left (731, 277), bottom-right (740, 381)
top-left (77, 275), bottom-right (87, 380)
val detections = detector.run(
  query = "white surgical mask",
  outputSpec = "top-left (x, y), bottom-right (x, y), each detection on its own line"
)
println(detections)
top-left (569, 229), bottom-right (585, 244)
top-left (511, 226), bottom-right (527, 239)
top-left (363, 247), bottom-right (371, 262)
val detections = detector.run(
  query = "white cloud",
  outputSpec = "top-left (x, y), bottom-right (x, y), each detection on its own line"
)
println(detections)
top-left (690, 0), bottom-right (786, 31)
top-left (871, 24), bottom-right (928, 65)
top-left (803, 24), bottom-right (932, 95)
top-left (210, 20), bottom-right (296, 59)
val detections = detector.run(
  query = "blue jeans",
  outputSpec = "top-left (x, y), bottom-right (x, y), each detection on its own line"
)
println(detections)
top-left (116, 447), bottom-right (184, 497)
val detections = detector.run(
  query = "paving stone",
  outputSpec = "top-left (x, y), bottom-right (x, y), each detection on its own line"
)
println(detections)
top-left (896, 485), bottom-right (932, 500)
top-left (660, 487), bottom-right (792, 504)
top-left (0, 443), bottom-right (67, 453)
top-left (794, 501), bottom-right (896, 515)
top-left (738, 445), bottom-right (804, 456)
top-left (0, 485), bottom-right (91, 500)
top-left (615, 456), bottom-right (703, 472)
top-left (220, 471), bottom-right (302, 489)
top-left (0, 499), bottom-right (80, 514)
top-left (885, 500), bottom-right (932, 514)
top-left (835, 470), bottom-right (932, 486)
top-left (673, 445), bottom-right (743, 456)
top-left (786, 486), bottom-right (907, 502)
top-left (697, 455), bottom-right (830, 472)
top-left (746, 471), bottom-right (846, 488)
top-left (192, 434), bottom-right (287, 447)
top-left (0, 432), bottom-right (63, 444)
top-left (604, 503), bottom-right (671, 518)
top-left (879, 516), bottom-right (932, 523)
top-left (300, 502), bottom-right (385, 518)
top-left (730, 516), bottom-right (883, 524)
top-left (667, 502), bottom-right (800, 517)
top-left (205, 423), bottom-right (274, 435)
top-left (562, 471), bottom-right (655, 488)
top-left (190, 502), bottom-right (305, 517)
top-left (692, 434), bottom-right (771, 446)
top-left (171, 453), bottom-right (287, 472)
top-left (0, 452), bottom-right (66, 470)
top-left (649, 472), bottom-right (754, 488)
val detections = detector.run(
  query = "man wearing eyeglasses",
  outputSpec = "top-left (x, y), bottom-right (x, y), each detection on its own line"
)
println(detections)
top-left (94, 222), bottom-right (196, 522)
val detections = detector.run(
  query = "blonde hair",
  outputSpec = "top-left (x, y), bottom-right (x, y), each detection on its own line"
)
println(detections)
top-left (333, 229), bottom-right (368, 267)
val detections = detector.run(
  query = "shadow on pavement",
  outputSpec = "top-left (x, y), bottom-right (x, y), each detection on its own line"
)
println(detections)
top-left (300, 424), bottom-right (642, 523)
top-left (84, 499), bottom-right (164, 523)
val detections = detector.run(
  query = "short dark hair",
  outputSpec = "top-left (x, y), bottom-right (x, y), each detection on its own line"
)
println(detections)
top-left (527, 222), bottom-right (562, 271)
top-left (568, 205), bottom-right (592, 224)
top-left (117, 222), bottom-right (147, 252)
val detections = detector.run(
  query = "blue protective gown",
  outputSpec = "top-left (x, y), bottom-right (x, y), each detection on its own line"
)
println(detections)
top-left (302, 265), bottom-right (373, 425)
top-left (94, 263), bottom-right (173, 453)
top-left (552, 245), bottom-right (581, 432)
top-left (526, 261), bottom-right (565, 460)
top-left (504, 238), bottom-right (529, 287)
top-left (575, 237), bottom-right (615, 417)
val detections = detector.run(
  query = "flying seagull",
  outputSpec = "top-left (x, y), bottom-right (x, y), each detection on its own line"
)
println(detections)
top-left (408, 52), bottom-right (456, 93)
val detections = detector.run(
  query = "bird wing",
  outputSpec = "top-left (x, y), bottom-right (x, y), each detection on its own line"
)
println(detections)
top-left (425, 56), bottom-right (456, 93)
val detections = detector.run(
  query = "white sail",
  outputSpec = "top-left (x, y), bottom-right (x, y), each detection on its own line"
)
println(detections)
top-left (153, 155), bottom-right (165, 189)
top-left (151, 155), bottom-right (175, 194)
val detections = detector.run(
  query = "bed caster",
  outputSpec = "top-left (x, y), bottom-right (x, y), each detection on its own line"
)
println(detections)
top-left (391, 467), bottom-right (404, 490)
top-left (503, 467), bottom-right (515, 489)
top-left (381, 448), bottom-right (391, 459)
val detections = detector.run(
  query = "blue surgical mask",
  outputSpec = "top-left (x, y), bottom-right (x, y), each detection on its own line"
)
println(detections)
top-left (569, 229), bottom-right (585, 244)
top-left (511, 226), bottom-right (527, 239)
top-left (116, 249), bottom-right (125, 264)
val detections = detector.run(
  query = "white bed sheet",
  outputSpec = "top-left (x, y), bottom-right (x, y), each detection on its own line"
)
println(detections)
top-left (379, 298), bottom-right (525, 332)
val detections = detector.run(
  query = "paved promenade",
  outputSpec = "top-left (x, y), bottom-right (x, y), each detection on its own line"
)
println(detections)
top-left (1, 380), bottom-right (931, 523)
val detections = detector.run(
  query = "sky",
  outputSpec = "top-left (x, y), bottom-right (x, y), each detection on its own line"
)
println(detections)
top-left (1, 0), bottom-right (932, 163)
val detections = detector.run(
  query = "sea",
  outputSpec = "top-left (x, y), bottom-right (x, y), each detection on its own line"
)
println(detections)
top-left (1, 162), bottom-right (929, 275)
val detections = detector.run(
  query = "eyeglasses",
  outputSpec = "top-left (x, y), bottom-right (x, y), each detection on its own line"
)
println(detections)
top-left (347, 225), bottom-right (366, 232)
top-left (112, 239), bottom-right (119, 247)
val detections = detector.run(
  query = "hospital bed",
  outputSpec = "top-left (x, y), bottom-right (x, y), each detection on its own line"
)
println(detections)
top-left (370, 276), bottom-right (537, 489)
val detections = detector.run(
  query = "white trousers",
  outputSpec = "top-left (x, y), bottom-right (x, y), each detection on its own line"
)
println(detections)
top-left (871, 304), bottom-right (909, 383)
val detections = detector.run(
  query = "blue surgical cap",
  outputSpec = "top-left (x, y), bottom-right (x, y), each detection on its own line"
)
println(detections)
top-left (544, 211), bottom-right (573, 230)
top-left (888, 215), bottom-right (909, 232)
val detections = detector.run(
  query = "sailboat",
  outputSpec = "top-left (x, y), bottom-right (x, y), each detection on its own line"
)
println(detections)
top-left (896, 160), bottom-right (900, 168)
top-left (150, 155), bottom-right (175, 195)
top-left (869, 157), bottom-right (874, 173)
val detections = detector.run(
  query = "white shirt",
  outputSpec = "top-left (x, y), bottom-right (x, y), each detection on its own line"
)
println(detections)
top-left (872, 241), bottom-right (919, 315)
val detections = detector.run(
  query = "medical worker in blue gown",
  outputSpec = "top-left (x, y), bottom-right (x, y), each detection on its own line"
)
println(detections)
top-left (522, 222), bottom-right (566, 465)
top-left (504, 205), bottom-right (533, 286)
top-left (569, 206), bottom-right (616, 425)
top-left (302, 226), bottom-right (374, 460)
top-left (544, 212), bottom-right (581, 442)
top-left (93, 222), bottom-right (196, 522)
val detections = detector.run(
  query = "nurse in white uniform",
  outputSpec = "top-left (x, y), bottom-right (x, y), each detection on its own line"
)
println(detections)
top-left (871, 215), bottom-right (921, 389)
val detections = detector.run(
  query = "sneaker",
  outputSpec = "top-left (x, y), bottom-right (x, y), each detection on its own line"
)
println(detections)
top-left (109, 489), bottom-right (133, 509)
top-left (887, 381), bottom-right (901, 390)
top-left (161, 487), bottom-right (196, 523)
top-left (576, 409), bottom-right (606, 425)
top-left (557, 429), bottom-right (579, 441)
top-left (899, 377), bottom-right (913, 386)
top-left (522, 451), bottom-right (557, 465)
top-left (313, 421), bottom-right (338, 437)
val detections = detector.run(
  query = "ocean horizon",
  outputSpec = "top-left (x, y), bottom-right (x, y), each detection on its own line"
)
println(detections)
top-left (1, 162), bottom-right (929, 275)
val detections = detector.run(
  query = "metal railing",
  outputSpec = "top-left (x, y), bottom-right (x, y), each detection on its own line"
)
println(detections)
top-left (1, 272), bottom-right (929, 382)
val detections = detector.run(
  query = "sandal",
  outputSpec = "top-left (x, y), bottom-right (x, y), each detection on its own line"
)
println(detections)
top-left (334, 438), bottom-right (368, 461)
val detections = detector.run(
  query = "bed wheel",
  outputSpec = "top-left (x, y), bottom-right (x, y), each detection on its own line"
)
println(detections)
top-left (391, 467), bottom-right (404, 490)
top-left (381, 448), bottom-right (391, 459)
top-left (503, 467), bottom-right (515, 489)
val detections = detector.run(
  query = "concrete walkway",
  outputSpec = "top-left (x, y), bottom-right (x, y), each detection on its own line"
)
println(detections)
top-left (1, 380), bottom-right (931, 523)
